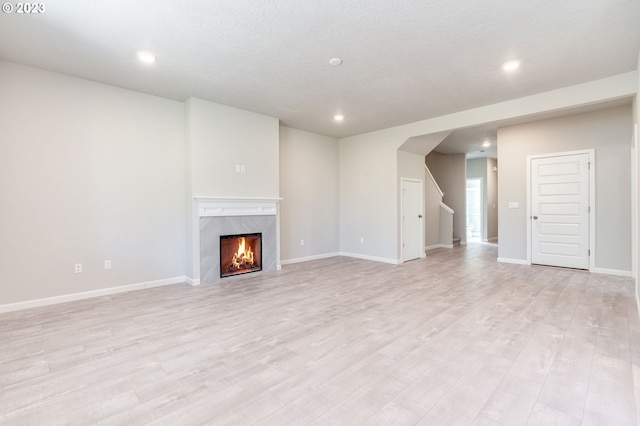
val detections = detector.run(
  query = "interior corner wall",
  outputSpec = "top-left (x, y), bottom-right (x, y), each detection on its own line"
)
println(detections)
top-left (279, 126), bottom-right (339, 262)
top-left (425, 152), bottom-right (467, 243)
top-left (498, 105), bottom-right (633, 271)
top-left (0, 60), bottom-right (186, 305)
top-left (186, 97), bottom-right (279, 198)
top-left (339, 133), bottom-right (399, 263)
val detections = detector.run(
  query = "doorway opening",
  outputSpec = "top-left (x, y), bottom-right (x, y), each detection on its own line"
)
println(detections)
top-left (466, 178), bottom-right (483, 243)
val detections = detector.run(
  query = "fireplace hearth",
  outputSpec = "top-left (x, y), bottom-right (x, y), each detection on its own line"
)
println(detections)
top-left (220, 233), bottom-right (262, 278)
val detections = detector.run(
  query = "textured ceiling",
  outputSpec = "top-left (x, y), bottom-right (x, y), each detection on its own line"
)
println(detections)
top-left (0, 0), bottom-right (638, 138)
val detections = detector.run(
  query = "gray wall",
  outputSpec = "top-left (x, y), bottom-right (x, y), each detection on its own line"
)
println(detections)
top-left (0, 61), bottom-right (186, 305)
top-left (425, 152), bottom-right (467, 244)
top-left (424, 168), bottom-right (443, 248)
top-left (279, 126), bottom-right (339, 261)
top-left (498, 105), bottom-right (633, 272)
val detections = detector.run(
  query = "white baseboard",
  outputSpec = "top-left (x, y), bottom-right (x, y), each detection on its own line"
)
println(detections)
top-left (280, 252), bottom-right (339, 265)
top-left (426, 244), bottom-right (453, 251)
top-left (497, 257), bottom-right (530, 265)
top-left (185, 277), bottom-right (201, 286)
top-left (0, 276), bottom-right (187, 314)
top-left (338, 252), bottom-right (400, 265)
top-left (487, 237), bottom-right (499, 243)
top-left (590, 268), bottom-right (632, 277)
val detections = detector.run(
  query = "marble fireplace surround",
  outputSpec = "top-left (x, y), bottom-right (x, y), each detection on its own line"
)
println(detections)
top-left (196, 197), bottom-right (281, 284)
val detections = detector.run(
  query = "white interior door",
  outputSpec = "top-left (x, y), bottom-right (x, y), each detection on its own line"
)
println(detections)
top-left (402, 179), bottom-right (423, 262)
top-left (531, 153), bottom-right (590, 269)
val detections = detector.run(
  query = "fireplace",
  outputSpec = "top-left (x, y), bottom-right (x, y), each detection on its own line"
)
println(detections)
top-left (220, 233), bottom-right (262, 278)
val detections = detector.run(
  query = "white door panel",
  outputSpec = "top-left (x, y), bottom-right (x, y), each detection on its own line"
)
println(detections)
top-left (402, 179), bottom-right (423, 262)
top-left (531, 153), bottom-right (589, 269)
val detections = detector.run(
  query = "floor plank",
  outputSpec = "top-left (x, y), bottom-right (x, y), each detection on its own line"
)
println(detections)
top-left (0, 243), bottom-right (637, 425)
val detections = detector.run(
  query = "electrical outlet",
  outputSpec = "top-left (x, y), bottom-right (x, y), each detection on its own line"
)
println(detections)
top-left (360, 237), bottom-right (364, 244)
top-left (74, 263), bottom-right (82, 273)
top-left (104, 260), bottom-right (112, 270)
top-left (235, 164), bottom-right (241, 173)
top-left (300, 239), bottom-right (304, 246)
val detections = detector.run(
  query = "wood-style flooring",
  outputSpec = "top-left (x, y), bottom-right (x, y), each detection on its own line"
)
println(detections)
top-left (1, 243), bottom-right (639, 425)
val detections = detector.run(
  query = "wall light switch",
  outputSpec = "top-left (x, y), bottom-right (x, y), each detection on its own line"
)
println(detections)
top-left (240, 165), bottom-right (246, 173)
top-left (300, 239), bottom-right (304, 246)
top-left (360, 237), bottom-right (365, 244)
top-left (104, 260), bottom-right (112, 270)
top-left (508, 202), bottom-right (519, 209)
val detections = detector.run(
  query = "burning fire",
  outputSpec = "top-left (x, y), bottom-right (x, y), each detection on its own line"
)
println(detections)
top-left (231, 237), bottom-right (254, 270)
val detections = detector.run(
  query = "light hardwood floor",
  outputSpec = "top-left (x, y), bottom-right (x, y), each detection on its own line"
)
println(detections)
top-left (1, 243), bottom-right (639, 425)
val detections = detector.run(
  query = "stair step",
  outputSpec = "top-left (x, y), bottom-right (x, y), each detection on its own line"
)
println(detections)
top-left (452, 237), bottom-right (461, 246)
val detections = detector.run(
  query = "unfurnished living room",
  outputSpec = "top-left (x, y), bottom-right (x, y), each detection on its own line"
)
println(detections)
top-left (1, 1), bottom-right (640, 425)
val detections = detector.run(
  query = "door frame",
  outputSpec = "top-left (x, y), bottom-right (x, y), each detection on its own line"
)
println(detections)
top-left (526, 149), bottom-right (595, 270)
top-left (400, 177), bottom-right (425, 262)
top-left (466, 177), bottom-right (484, 242)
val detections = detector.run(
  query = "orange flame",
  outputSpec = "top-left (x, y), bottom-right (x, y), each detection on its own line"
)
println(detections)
top-left (231, 237), bottom-right (254, 269)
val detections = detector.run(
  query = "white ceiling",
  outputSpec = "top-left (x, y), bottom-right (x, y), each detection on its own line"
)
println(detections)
top-left (1, 0), bottom-right (638, 139)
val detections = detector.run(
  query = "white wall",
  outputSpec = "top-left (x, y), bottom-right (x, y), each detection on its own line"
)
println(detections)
top-left (279, 126), bottom-right (339, 262)
top-left (186, 97), bottom-right (279, 198)
top-left (426, 152), bottom-right (467, 243)
top-left (184, 98), bottom-right (280, 282)
top-left (498, 105), bottom-right (633, 272)
top-left (339, 134), bottom-right (398, 263)
top-left (0, 61), bottom-right (186, 305)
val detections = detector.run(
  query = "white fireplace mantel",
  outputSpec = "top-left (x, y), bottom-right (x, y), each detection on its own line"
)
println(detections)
top-left (195, 197), bottom-right (282, 217)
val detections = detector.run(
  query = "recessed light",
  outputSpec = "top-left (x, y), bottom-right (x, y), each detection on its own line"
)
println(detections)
top-left (502, 60), bottom-right (520, 72)
top-left (334, 114), bottom-right (344, 122)
top-left (483, 141), bottom-right (491, 147)
top-left (137, 51), bottom-right (156, 64)
top-left (329, 58), bottom-right (343, 66)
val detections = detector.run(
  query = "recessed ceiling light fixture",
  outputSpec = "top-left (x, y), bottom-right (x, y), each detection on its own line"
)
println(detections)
top-left (329, 57), bottom-right (343, 66)
top-left (502, 60), bottom-right (520, 72)
top-left (137, 51), bottom-right (156, 64)
top-left (334, 114), bottom-right (344, 122)
top-left (483, 141), bottom-right (491, 147)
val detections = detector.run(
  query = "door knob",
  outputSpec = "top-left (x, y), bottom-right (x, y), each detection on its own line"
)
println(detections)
top-left (533, 215), bottom-right (538, 220)
top-left (418, 215), bottom-right (423, 218)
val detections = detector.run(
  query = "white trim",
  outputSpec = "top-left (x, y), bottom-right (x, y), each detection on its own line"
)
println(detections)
top-left (590, 268), bottom-right (633, 278)
top-left (527, 149), bottom-right (595, 270)
top-left (487, 237), bottom-right (499, 243)
top-left (426, 244), bottom-right (453, 251)
top-left (281, 252), bottom-right (339, 265)
top-left (185, 277), bottom-right (201, 286)
top-left (0, 276), bottom-right (186, 314)
top-left (338, 252), bottom-right (401, 265)
top-left (439, 202), bottom-right (454, 214)
top-left (497, 257), bottom-right (531, 265)
top-left (425, 164), bottom-right (444, 197)
top-left (195, 197), bottom-right (282, 217)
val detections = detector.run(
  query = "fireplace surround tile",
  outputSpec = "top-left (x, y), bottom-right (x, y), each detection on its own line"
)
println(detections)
top-left (200, 215), bottom-right (277, 283)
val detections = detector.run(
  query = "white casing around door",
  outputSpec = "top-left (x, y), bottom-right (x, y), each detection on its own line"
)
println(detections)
top-left (531, 153), bottom-right (590, 269)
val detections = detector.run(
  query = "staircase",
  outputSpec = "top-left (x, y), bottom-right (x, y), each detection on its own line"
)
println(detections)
top-left (453, 236), bottom-right (461, 247)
